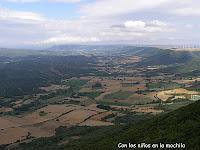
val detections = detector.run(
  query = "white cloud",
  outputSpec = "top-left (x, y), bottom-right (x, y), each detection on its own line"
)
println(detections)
top-left (79, 0), bottom-right (200, 19)
top-left (114, 20), bottom-right (174, 33)
top-left (40, 35), bottom-right (100, 44)
top-left (2, 0), bottom-right (82, 3)
top-left (124, 21), bottom-right (146, 29)
top-left (0, 7), bottom-right (102, 46)
top-left (0, 7), bottom-right (44, 21)
top-left (147, 20), bottom-right (168, 27)
top-left (80, 0), bottom-right (171, 17)
top-left (2, 0), bottom-right (39, 2)
top-left (173, 7), bottom-right (200, 16)
top-left (1, 0), bottom-right (200, 47)
top-left (48, 0), bottom-right (81, 3)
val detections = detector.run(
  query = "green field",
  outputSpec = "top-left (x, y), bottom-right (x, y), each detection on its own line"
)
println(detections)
top-left (78, 91), bottom-right (101, 99)
top-left (96, 100), bottom-right (132, 106)
top-left (146, 81), bottom-right (181, 90)
top-left (62, 79), bottom-right (88, 91)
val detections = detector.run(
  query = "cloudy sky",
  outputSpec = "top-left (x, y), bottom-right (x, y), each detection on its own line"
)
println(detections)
top-left (0, 0), bottom-right (200, 48)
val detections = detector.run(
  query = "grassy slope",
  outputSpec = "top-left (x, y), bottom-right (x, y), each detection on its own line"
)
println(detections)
top-left (66, 100), bottom-right (200, 150)
top-left (14, 101), bottom-right (200, 150)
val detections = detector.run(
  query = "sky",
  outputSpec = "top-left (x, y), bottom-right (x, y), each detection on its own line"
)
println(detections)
top-left (0, 0), bottom-right (200, 48)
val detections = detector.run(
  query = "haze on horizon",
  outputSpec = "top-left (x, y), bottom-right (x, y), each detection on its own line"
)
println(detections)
top-left (0, 0), bottom-right (200, 48)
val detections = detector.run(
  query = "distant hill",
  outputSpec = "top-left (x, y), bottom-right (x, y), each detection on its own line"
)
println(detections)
top-left (1, 45), bottom-right (199, 66)
top-left (0, 48), bottom-right (40, 57)
top-left (0, 45), bottom-right (198, 64)
top-left (0, 45), bottom-right (139, 57)
top-left (47, 45), bottom-right (200, 66)
top-left (46, 45), bottom-right (139, 56)
top-left (136, 49), bottom-right (193, 66)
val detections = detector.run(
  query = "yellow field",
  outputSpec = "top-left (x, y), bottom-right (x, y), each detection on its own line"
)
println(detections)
top-left (156, 88), bottom-right (199, 101)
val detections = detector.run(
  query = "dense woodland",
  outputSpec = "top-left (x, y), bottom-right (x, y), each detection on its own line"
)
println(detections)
top-left (0, 55), bottom-right (96, 97)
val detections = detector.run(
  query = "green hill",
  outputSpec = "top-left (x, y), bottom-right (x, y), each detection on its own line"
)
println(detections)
top-left (76, 100), bottom-right (200, 150)
top-left (136, 49), bottom-right (193, 66)
top-left (13, 101), bottom-right (200, 150)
